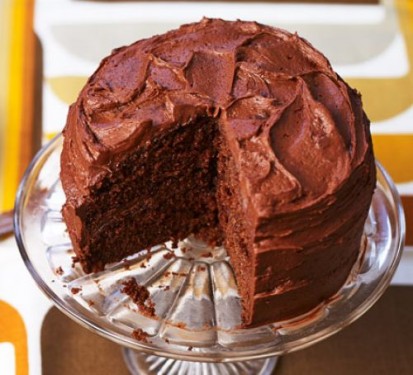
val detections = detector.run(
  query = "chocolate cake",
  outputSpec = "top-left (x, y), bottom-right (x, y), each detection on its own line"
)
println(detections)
top-left (61, 18), bottom-right (376, 327)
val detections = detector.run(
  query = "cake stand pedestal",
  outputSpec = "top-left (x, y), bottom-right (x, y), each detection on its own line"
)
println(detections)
top-left (123, 350), bottom-right (278, 375)
top-left (14, 136), bottom-right (405, 375)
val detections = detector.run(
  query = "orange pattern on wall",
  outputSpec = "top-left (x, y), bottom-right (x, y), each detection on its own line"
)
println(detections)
top-left (0, 300), bottom-right (29, 375)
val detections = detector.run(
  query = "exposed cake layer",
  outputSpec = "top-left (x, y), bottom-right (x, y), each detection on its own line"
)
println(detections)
top-left (63, 118), bottom-right (220, 272)
top-left (61, 19), bottom-right (376, 326)
top-left (216, 131), bottom-right (255, 324)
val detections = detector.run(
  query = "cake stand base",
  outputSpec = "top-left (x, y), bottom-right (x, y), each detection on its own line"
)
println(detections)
top-left (122, 349), bottom-right (278, 375)
top-left (15, 139), bottom-right (403, 375)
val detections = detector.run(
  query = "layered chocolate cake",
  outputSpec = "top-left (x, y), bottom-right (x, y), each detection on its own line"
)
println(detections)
top-left (61, 18), bottom-right (376, 327)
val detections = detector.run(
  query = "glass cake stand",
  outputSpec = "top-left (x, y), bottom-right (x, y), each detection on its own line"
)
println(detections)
top-left (15, 135), bottom-right (405, 375)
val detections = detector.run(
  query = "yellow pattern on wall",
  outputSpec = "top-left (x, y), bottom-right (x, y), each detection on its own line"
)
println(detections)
top-left (47, 76), bottom-right (86, 106)
top-left (372, 135), bottom-right (413, 183)
top-left (0, 0), bottom-right (28, 211)
top-left (0, 2), bottom-right (12, 210)
top-left (347, 0), bottom-right (413, 122)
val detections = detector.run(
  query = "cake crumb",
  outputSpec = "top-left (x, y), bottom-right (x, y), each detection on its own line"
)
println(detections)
top-left (163, 252), bottom-right (175, 260)
top-left (197, 265), bottom-right (206, 272)
top-left (71, 256), bottom-right (80, 268)
top-left (55, 266), bottom-right (64, 275)
top-left (200, 251), bottom-right (213, 258)
top-left (171, 272), bottom-right (187, 277)
top-left (165, 338), bottom-right (170, 344)
top-left (188, 346), bottom-right (193, 351)
top-left (132, 328), bottom-right (150, 343)
top-left (158, 285), bottom-right (170, 291)
top-left (121, 278), bottom-right (156, 317)
top-left (71, 287), bottom-right (82, 295)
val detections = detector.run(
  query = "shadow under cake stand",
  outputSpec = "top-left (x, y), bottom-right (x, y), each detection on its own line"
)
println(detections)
top-left (15, 136), bottom-right (405, 375)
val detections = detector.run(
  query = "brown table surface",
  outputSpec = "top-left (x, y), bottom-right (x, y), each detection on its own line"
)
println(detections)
top-left (41, 285), bottom-right (413, 375)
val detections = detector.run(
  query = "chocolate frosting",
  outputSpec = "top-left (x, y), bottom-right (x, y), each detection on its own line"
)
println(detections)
top-left (61, 18), bottom-right (376, 325)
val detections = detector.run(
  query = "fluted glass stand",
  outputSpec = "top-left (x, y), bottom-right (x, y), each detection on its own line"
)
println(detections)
top-left (15, 136), bottom-right (404, 375)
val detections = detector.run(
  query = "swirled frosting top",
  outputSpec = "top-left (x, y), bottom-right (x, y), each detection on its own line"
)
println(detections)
top-left (62, 18), bottom-right (373, 225)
